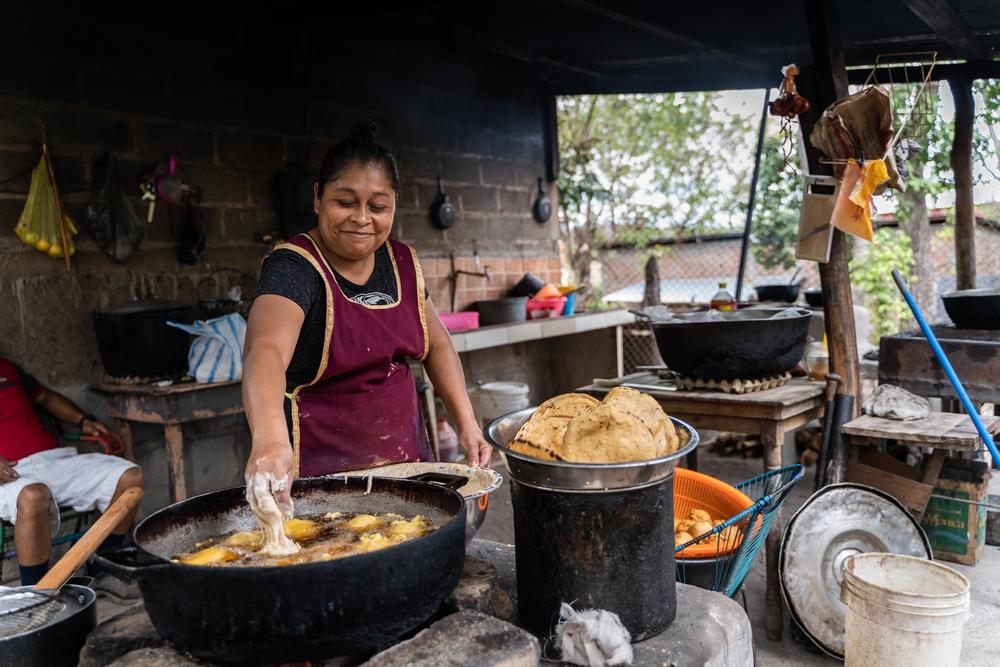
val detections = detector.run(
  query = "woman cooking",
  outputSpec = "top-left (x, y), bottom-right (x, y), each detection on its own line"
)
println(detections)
top-left (243, 121), bottom-right (492, 513)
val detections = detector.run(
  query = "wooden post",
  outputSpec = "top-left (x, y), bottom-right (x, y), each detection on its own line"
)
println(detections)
top-left (949, 77), bottom-right (976, 291)
top-left (642, 254), bottom-right (660, 308)
top-left (801, 0), bottom-right (860, 407)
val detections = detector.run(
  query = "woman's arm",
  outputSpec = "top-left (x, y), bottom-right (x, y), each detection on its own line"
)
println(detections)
top-left (243, 294), bottom-right (305, 511)
top-left (422, 299), bottom-right (493, 467)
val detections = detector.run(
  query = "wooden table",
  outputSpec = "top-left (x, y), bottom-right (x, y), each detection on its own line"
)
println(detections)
top-left (91, 381), bottom-right (244, 502)
top-left (578, 373), bottom-right (826, 641)
top-left (841, 412), bottom-right (1000, 520)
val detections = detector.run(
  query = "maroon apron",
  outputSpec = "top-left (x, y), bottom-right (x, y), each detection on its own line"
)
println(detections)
top-left (269, 233), bottom-right (433, 476)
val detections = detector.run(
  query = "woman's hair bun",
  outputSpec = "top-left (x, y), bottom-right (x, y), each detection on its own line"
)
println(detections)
top-left (349, 119), bottom-right (379, 145)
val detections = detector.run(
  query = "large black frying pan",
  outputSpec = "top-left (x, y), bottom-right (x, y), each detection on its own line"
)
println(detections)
top-left (94, 476), bottom-right (466, 664)
top-left (650, 308), bottom-right (812, 380)
top-left (941, 288), bottom-right (1000, 329)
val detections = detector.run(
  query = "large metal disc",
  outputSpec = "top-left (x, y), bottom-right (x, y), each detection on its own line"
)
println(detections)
top-left (779, 483), bottom-right (932, 658)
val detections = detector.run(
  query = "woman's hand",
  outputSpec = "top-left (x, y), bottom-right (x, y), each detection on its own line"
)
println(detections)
top-left (245, 440), bottom-right (295, 517)
top-left (457, 426), bottom-right (493, 468)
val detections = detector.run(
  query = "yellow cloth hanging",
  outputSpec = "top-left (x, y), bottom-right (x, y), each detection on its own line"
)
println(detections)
top-left (829, 158), bottom-right (887, 242)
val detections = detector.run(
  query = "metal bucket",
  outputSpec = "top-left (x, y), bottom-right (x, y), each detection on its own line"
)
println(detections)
top-left (485, 407), bottom-right (699, 639)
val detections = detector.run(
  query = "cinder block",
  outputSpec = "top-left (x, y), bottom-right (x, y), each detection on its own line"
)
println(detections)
top-left (439, 155), bottom-right (481, 184)
top-left (217, 132), bottom-right (283, 170)
top-left (0, 101), bottom-right (42, 145)
top-left (42, 110), bottom-right (132, 151)
top-left (455, 186), bottom-right (497, 213)
top-left (397, 150), bottom-right (441, 179)
top-left (137, 123), bottom-right (214, 165)
top-left (481, 160), bottom-right (516, 185)
top-left (185, 165), bottom-right (247, 205)
top-left (499, 189), bottom-right (531, 215)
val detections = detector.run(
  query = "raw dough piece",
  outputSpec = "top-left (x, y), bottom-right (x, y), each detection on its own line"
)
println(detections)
top-left (246, 472), bottom-right (299, 557)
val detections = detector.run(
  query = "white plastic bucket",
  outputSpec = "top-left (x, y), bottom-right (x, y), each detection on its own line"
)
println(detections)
top-left (472, 381), bottom-right (530, 423)
top-left (841, 553), bottom-right (970, 667)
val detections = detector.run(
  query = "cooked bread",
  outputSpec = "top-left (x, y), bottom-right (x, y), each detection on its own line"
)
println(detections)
top-left (508, 388), bottom-right (681, 464)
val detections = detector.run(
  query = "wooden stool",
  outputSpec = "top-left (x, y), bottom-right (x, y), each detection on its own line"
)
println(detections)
top-left (840, 412), bottom-right (1000, 521)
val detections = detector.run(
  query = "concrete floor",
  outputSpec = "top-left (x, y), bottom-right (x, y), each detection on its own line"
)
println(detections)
top-left (476, 436), bottom-right (1000, 666)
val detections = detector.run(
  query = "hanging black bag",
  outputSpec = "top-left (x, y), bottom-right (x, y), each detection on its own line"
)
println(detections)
top-left (83, 153), bottom-right (145, 261)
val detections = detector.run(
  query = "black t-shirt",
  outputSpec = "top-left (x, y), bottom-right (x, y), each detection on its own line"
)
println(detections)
top-left (255, 243), bottom-right (403, 390)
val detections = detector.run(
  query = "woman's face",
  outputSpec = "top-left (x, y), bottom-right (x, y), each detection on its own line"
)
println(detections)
top-left (313, 161), bottom-right (396, 261)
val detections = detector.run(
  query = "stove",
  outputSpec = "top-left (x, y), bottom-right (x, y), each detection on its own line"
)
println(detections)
top-left (621, 367), bottom-right (792, 394)
top-left (879, 327), bottom-right (1000, 403)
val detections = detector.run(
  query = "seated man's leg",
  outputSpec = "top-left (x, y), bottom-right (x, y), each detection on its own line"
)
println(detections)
top-left (15, 483), bottom-right (53, 585)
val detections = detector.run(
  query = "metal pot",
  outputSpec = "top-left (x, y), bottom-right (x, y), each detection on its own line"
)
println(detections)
top-left (486, 408), bottom-right (699, 639)
top-left (650, 308), bottom-right (812, 380)
top-left (0, 583), bottom-right (96, 667)
top-left (804, 288), bottom-right (824, 308)
top-left (942, 288), bottom-right (1000, 329)
top-left (754, 283), bottom-right (801, 303)
top-left (92, 299), bottom-right (196, 379)
top-left (93, 476), bottom-right (466, 664)
top-left (337, 463), bottom-right (503, 543)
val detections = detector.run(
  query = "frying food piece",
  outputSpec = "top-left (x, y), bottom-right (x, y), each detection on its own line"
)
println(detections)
top-left (345, 514), bottom-right (385, 533)
top-left (223, 530), bottom-right (263, 549)
top-left (180, 546), bottom-right (239, 566)
top-left (358, 532), bottom-right (397, 552)
top-left (387, 516), bottom-right (431, 540)
top-left (689, 509), bottom-right (712, 523)
top-left (285, 518), bottom-right (322, 542)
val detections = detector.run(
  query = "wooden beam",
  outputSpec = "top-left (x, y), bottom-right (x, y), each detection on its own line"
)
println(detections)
top-left (559, 0), bottom-right (769, 73)
top-left (901, 0), bottom-right (992, 61)
top-left (950, 77), bottom-right (976, 290)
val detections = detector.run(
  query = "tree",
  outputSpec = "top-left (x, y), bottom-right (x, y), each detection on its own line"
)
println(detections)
top-left (750, 131), bottom-right (802, 270)
top-left (557, 93), bottom-right (754, 301)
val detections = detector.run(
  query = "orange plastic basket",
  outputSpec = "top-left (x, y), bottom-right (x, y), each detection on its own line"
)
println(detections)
top-left (673, 468), bottom-right (753, 559)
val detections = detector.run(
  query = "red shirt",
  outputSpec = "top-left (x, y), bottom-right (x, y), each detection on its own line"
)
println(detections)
top-left (0, 358), bottom-right (57, 461)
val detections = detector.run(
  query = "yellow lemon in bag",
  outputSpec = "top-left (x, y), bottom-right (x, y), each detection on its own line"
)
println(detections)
top-left (48, 244), bottom-right (63, 258)
top-left (35, 239), bottom-right (50, 253)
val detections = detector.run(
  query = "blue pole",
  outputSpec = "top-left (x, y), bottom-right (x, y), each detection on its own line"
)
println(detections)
top-left (891, 269), bottom-right (1000, 468)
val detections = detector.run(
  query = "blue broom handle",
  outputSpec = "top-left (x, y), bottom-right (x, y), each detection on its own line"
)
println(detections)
top-left (891, 269), bottom-right (1000, 468)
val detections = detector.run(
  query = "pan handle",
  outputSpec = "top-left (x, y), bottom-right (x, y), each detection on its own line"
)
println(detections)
top-left (406, 472), bottom-right (467, 491)
top-left (90, 545), bottom-right (170, 579)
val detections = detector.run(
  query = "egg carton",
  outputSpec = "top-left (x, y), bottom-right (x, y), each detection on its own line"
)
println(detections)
top-left (674, 372), bottom-right (791, 394)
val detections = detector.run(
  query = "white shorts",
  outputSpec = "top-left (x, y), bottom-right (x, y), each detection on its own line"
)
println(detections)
top-left (0, 447), bottom-right (138, 537)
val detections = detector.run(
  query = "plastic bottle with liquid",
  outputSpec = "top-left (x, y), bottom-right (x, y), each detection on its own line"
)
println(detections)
top-left (710, 282), bottom-right (737, 311)
top-left (437, 418), bottom-right (459, 462)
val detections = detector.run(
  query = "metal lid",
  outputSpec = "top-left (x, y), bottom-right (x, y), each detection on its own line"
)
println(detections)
top-left (779, 483), bottom-right (932, 659)
top-left (484, 407), bottom-right (699, 493)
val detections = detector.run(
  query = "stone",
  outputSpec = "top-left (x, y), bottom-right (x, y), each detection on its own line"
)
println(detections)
top-left (79, 604), bottom-right (165, 667)
top-left (447, 555), bottom-right (515, 621)
top-left (863, 384), bottom-right (931, 421)
top-left (362, 610), bottom-right (540, 667)
top-left (107, 647), bottom-right (202, 667)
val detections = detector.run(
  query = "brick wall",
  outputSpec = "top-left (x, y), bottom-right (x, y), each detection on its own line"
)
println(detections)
top-left (0, 18), bottom-right (561, 393)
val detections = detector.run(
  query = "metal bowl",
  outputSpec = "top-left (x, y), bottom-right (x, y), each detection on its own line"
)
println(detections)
top-left (942, 287), bottom-right (1000, 329)
top-left (335, 462), bottom-right (503, 543)
top-left (649, 308), bottom-right (812, 380)
top-left (484, 407), bottom-right (699, 492)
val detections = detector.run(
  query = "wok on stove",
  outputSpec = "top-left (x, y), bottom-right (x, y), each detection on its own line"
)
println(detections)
top-left (94, 476), bottom-right (466, 664)
top-left (942, 288), bottom-right (1000, 330)
top-left (649, 308), bottom-right (812, 380)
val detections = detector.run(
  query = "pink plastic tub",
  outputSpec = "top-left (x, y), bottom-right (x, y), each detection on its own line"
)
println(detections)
top-left (439, 311), bottom-right (480, 332)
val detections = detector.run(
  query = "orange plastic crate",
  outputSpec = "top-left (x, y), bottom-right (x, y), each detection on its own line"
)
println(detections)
top-left (674, 467), bottom-right (753, 559)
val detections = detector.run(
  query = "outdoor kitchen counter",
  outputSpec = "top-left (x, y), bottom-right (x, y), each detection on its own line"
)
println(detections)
top-left (449, 309), bottom-right (632, 358)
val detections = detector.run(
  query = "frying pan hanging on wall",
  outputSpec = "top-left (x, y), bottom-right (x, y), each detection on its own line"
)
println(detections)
top-left (532, 177), bottom-right (551, 223)
top-left (430, 176), bottom-right (455, 230)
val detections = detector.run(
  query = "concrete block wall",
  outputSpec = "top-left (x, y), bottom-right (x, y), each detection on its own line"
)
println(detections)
top-left (0, 15), bottom-right (562, 505)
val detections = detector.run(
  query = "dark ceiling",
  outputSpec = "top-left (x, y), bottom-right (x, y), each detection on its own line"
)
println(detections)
top-left (358, 0), bottom-right (1000, 93)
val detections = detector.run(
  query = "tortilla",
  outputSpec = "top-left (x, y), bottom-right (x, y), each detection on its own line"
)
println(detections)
top-left (561, 401), bottom-right (661, 463)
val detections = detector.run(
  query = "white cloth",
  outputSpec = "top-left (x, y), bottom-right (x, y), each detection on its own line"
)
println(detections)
top-left (556, 603), bottom-right (634, 667)
top-left (0, 447), bottom-right (137, 537)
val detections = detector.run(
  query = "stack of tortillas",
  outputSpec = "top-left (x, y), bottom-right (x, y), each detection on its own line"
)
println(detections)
top-left (510, 387), bottom-right (681, 463)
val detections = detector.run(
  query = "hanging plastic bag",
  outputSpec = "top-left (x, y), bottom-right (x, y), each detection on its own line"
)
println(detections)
top-left (83, 153), bottom-right (145, 261)
top-left (166, 313), bottom-right (246, 384)
top-left (14, 154), bottom-right (77, 259)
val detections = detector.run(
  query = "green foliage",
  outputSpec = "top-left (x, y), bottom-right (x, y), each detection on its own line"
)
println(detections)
top-left (850, 228), bottom-right (915, 343)
top-left (557, 93), bottom-right (755, 289)
top-left (750, 132), bottom-right (801, 270)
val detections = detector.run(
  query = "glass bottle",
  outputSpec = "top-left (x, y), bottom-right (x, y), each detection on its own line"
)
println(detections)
top-left (710, 282), bottom-right (737, 311)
